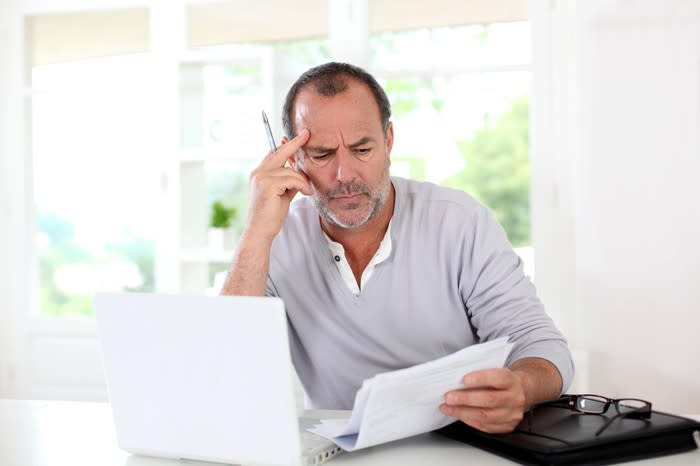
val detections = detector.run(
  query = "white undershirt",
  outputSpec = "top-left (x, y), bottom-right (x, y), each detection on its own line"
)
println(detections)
top-left (322, 221), bottom-right (393, 295)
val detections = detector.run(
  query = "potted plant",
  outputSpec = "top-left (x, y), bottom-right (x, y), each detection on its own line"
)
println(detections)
top-left (208, 200), bottom-right (238, 251)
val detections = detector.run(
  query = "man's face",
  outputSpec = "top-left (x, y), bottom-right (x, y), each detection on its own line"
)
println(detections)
top-left (290, 80), bottom-right (394, 229)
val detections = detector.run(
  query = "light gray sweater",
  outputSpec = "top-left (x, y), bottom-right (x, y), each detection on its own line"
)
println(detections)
top-left (266, 176), bottom-right (574, 409)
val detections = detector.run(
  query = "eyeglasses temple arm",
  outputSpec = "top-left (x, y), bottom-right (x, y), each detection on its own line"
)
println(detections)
top-left (537, 396), bottom-right (575, 410)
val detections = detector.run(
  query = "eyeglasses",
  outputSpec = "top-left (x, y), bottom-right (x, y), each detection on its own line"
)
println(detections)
top-left (528, 394), bottom-right (652, 436)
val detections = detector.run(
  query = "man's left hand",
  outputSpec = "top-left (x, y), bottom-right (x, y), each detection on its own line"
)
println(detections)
top-left (439, 368), bottom-right (528, 434)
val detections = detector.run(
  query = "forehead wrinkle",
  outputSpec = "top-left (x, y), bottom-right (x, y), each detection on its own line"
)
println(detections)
top-left (307, 132), bottom-right (373, 153)
top-left (347, 136), bottom-right (374, 148)
top-left (294, 88), bottom-right (378, 152)
top-left (305, 127), bottom-right (351, 152)
top-left (305, 142), bottom-right (338, 153)
top-left (337, 128), bottom-right (347, 148)
top-left (337, 128), bottom-right (376, 149)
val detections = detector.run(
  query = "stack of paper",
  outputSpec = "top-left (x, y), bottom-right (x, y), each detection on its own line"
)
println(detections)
top-left (307, 337), bottom-right (513, 451)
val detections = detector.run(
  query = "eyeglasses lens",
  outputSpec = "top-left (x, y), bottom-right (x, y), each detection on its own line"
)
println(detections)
top-left (578, 396), bottom-right (608, 414)
top-left (616, 399), bottom-right (648, 413)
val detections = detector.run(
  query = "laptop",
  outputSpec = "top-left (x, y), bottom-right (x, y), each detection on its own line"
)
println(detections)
top-left (95, 292), bottom-right (343, 466)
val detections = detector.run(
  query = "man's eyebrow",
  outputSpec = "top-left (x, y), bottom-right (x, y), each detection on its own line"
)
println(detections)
top-left (347, 136), bottom-right (374, 148)
top-left (305, 136), bottom-right (374, 153)
top-left (304, 144), bottom-right (337, 153)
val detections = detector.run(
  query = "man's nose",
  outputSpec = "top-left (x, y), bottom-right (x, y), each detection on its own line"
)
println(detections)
top-left (334, 149), bottom-right (357, 183)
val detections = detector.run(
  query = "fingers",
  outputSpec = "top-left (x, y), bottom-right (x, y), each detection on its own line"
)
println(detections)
top-left (439, 367), bottom-right (528, 434)
top-left (243, 128), bottom-right (311, 242)
top-left (250, 165), bottom-right (312, 196)
top-left (440, 368), bottom-right (524, 408)
top-left (439, 404), bottom-right (524, 433)
top-left (443, 368), bottom-right (526, 411)
top-left (444, 387), bottom-right (520, 410)
top-left (254, 128), bottom-right (311, 195)
top-left (261, 128), bottom-right (310, 168)
top-left (462, 368), bottom-right (514, 390)
top-left (264, 171), bottom-right (312, 196)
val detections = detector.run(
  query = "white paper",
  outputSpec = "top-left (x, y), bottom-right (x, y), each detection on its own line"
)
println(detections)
top-left (307, 337), bottom-right (513, 451)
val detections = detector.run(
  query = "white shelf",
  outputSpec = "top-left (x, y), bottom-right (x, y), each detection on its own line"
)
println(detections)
top-left (174, 46), bottom-right (277, 293)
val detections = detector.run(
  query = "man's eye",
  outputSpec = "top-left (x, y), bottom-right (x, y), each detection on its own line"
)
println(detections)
top-left (355, 148), bottom-right (371, 155)
top-left (312, 153), bottom-right (330, 160)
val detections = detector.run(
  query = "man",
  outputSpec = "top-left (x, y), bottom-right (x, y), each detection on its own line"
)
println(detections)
top-left (222, 62), bottom-right (573, 434)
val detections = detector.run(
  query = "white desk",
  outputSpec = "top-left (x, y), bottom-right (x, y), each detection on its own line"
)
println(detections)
top-left (0, 400), bottom-right (698, 466)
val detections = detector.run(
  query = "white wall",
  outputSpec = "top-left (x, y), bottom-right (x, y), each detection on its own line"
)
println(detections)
top-left (532, 0), bottom-right (700, 413)
top-left (0, 0), bottom-right (10, 396)
top-left (578, 1), bottom-right (700, 412)
top-left (0, 0), bottom-right (26, 398)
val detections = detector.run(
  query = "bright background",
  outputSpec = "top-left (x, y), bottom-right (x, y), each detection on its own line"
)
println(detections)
top-left (1, 0), bottom-right (698, 413)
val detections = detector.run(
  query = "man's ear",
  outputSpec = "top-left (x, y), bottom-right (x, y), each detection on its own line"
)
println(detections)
top-left (385, 121), bottom-right (394, 156)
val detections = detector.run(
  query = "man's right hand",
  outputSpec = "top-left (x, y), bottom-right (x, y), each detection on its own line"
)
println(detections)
top-left (221, 129), bottom-right (312, 296)
top-left (245, 129), bottom-right (312, 244)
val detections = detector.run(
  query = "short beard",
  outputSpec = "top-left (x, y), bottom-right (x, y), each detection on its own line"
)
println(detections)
top-left (310, 163), bottom-right (391, 229)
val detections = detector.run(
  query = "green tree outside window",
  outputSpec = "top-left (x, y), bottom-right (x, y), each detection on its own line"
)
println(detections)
top-left (444, 96), bottom-right (530, 246)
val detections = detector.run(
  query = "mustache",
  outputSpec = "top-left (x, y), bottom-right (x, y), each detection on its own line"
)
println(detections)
top-left (327, 182), bottom-right (370, 197)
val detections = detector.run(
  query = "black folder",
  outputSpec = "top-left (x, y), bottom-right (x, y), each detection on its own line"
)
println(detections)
top-left (435, 407), bottom-right (700, 465)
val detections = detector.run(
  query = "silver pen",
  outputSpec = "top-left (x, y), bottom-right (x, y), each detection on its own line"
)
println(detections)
top-left (261, 110), bottom-right (277, 152)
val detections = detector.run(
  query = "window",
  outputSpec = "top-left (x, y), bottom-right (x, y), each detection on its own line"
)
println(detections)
top-left (372, 22), bottom-right (532, 249)
top-left (177, 39), bottom-right (331, 293)
top-left (32, 54), bottom-right (160, 317)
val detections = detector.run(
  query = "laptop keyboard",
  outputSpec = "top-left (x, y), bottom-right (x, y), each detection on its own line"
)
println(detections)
top-left (301, 430), bottom-right (334, 451)
top-left (300, 430), bottom-right (343, 465)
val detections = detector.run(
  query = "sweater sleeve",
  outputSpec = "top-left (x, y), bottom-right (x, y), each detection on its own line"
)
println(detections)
top-left (460, 205), bottom-right (575, 394)
top-left (265, 275), bottom-right (279, 297)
